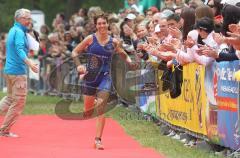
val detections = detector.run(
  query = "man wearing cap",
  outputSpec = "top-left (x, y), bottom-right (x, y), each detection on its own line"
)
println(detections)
top-left (125, 13), bottom-right (136, 29)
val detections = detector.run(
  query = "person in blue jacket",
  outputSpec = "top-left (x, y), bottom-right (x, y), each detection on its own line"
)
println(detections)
top-left (0, 8), bottom-right (38, 137)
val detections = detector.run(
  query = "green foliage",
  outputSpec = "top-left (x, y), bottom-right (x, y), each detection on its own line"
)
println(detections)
top-left (0, 0), bottom-right (123, 32)
top-left (80, 0), bottom-right (123, 13)
top-left (0, 0), bottom-right (19, 32)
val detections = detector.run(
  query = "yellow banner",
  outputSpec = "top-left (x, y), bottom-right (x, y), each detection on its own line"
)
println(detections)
top-left (157, 63), bottom-right (207, 135)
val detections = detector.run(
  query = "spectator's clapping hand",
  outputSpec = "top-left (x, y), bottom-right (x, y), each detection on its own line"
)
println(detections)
top-left (136, 43), bottom-right (151, 59)
top-left (136, 52), bottom-right (144, 58)
top-left (157, 39), bottom-right (181, 52)
top-left (226, 31), bottom-right (240, 39)
top-left (169, 27), bottom-right (182, 39)
top-left (146, 36), bottom-right (158, 45)
top-left (225, 32), bottom-right (240, 50)
top-left (223, 23), bottom-right (240, 50)
top-left (137, 43), bottom-right (150, 52)
top-left (184, 36), bottom-right (195, 48)
top-left (229, 24), bottom-right (240, 34)
top-left (161, 43), bottom-right (175, 52)
top-left (213, 33), bottom-right (225, 45)
top-left (170, 38), bottom-right (181, 49)
top-left (161, 39), bottom-right (181, 52)
top-left (128, 61), bottom-right (140, 70)
top-left (200, 46), bottom-right (218, 58)
top-left (157, 51), bottom-right (175, 61)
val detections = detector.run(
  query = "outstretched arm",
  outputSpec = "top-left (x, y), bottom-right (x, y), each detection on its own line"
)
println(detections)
top-left (113, 38), bottom-right (133, 65)
top-left (71, 35), bottom-right (93, 66)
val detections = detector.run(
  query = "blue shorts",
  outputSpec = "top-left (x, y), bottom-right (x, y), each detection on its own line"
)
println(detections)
top-left (82, 72), bottom-right (112, 96)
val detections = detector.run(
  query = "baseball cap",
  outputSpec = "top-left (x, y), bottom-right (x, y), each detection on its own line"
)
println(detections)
top-left (126, 13), bottom-right (136, 20)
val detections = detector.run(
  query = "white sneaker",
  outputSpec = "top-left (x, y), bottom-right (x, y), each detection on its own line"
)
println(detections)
top-left (172, 134), bottom-right (180, 140)
top-left (181, 138), bottom-right (187, 143)
top-left (0, 132), bottom-right (19, 138)
top-left (167, 131), bottom-right (175, 137)
top-left (94, 139), bottom-right (104, 150)
top-left (2, 87), bottom-right (7, 93)
top-left (184, 140), bottom-right (196, 147)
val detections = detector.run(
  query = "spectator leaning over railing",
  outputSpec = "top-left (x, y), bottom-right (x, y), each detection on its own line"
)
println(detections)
top-left (1, 1), bottom-right (238, 101)
top-left (120, 21), bottom-right (137, 54)
top-left (196, 4), bottom-right (240, 62)
top-left (64, 31), bottom-right (76, 53)
top-left (190, 17), bottom-right (217, 66)
top-left (0, 8), bottom-right (39, 137)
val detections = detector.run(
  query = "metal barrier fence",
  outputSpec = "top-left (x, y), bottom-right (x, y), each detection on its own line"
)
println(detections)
top-left (0, 53), bottom-right (157, 104)
top-left (0, 59), bottom-right (6, 92)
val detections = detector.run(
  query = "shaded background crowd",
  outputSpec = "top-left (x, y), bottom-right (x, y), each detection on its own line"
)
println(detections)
top-left (0, 0), bottom-right (240, 98)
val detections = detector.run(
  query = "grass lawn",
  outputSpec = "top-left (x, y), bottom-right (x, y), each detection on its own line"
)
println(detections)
top-left (0, 92), bottom-right (223, 158)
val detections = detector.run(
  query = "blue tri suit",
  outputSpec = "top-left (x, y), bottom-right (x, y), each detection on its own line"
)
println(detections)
top-left (82, 34), bottom-right (114, 96)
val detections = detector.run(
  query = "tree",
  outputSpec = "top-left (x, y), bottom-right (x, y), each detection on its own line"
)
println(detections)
top-left (66, 0), bottom-right (82, 19)
top-left (0, 0), bottom-right (123, 32)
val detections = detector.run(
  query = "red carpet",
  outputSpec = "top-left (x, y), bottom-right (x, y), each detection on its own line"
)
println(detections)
top-left (0, 115), bottom-right (165, 158)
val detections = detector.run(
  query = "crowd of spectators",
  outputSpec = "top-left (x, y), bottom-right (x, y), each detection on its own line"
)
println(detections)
top-left (0, 0), bottom-right (240, 96)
